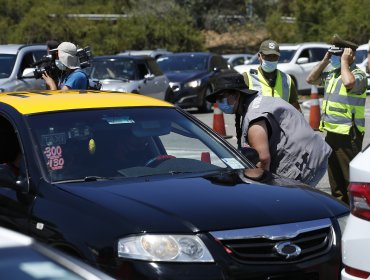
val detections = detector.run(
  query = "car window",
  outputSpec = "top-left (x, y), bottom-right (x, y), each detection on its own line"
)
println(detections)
top-left (279, 49), bottom-right (296, 63)
top-left (299, 49), bottom-right (309, 60)
top-left (33, 50), bottom-right (48, 62)
top-left (355, 49), bottom-right (368, 64)
top-left (146, 59), bottom-right (163, 76)
top-left (19, 52), bottom-right (36, 76)
top-left (157, 55), bottom-right (209, 72)
top-left (310, 48), bottom-right (329, 62)
top-left (231, 57), bottom-right (246, 67)
top-left (137, 63), bottom-right (149, 79)
top-left (27, 107), bottom-right (246, 182)
top-left (88, 59), bottom-right (136, 80)
top-left (210, 55), bottom-right (228, 70)
top-left (0, 54), bottom-right (16, 78)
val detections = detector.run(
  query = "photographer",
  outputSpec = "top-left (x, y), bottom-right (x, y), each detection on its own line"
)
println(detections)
top-left (42, 42), bottom-right (88, 90)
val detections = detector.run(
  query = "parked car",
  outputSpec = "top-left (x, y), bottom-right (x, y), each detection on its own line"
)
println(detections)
top-left (86, 55), bottom-right (172, 101)
top-left (355, 43), bottom-right (370, 94)
top-left (0, 226), bottom-right (114, 279)
top-left (0, 90), bottom-right (349, 279)
top-left (234, 42), bottom-right (331, 94)
top-left (341, 144), bottom-right (370, 280)
top-left (117, 49), bottom-right (172, 59)
top-left (222, 53), bottom-right (253, 68)
top-left (157, 52), bottom-right (237, 112)
top-left (0, 44), bottom-right (47, 92)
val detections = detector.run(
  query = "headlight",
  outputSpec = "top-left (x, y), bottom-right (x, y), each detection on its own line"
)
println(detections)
top-left (337, 214), bottom-right (349, 233)
top-left (184, 79), bottom-right (201, 88)
top-left (118, 234), bottom-right (214, 262)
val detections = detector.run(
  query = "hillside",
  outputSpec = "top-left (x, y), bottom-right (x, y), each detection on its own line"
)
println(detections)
top-left (202, 26), bottom-right (269, 54)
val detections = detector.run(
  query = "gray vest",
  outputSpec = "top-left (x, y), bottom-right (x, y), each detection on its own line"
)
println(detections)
top-left (241, 95), bottom-right (332, 184)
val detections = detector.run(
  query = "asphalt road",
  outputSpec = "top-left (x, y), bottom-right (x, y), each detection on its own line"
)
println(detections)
top-left (191, 96), bottom-right (370, 195)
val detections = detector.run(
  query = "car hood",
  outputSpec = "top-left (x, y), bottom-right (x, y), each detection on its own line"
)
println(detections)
top-left (165, 71), bottom-right (208, 83)
top-left (58, 173), bottom-right (348, 233)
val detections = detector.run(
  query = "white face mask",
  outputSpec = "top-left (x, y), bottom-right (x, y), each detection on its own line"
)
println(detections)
top-left (330, 55), bottom-right (341, 69)
top-left (261, 59), bottom-right (278, 73)
top-left (55, 59), bottom-right (67, 71)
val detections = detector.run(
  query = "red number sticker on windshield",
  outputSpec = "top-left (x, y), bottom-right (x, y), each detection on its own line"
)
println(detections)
top-left (44, 146), bottom-right (64, 170)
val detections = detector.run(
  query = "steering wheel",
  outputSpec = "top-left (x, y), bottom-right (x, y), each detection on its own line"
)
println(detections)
top-left (144, 155), bottom-right (176, 168)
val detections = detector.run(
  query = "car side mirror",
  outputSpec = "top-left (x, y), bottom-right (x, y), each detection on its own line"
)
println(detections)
top-left (144, 73), bottom-right (155, 81)
top-left (297, 57), bottom-right (309, 64)
top-left (0, 166), bottom-right (28, 193)
top-left (240, 147), bottom-right (260, 166)
top-left (22, 68), bottom-right (36, 78)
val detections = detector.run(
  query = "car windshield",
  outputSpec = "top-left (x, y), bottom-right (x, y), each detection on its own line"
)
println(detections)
top-left (0, 54), bottom-right (16, 79)
top-left (355, 49), bottom-right (368, 65)
top-left (27, 107), bottom-right (248, 183)
top-left (247, 49), bottom-right (297, 65)
top-left (157, 55), bottom-right (208, 72)
top-left (86, 58), bottom-right (136, 80)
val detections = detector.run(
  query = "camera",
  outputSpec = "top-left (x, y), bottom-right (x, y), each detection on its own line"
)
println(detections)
top-left (76, 46), bottom-right (92, 69)
top-left (33, 46), bottom-right (93, 79)
top-left (33, 53), bottom-right (59, 79)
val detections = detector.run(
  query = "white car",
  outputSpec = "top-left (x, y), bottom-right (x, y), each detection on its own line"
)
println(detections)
top-left (222, 53), bottom-right (253, 68)
top-left (355, 43), bottom-right (369, 94)
top-left (234, 42), bottom-right (331, 94)
top-left (341, 144), bottom-right (370, 280)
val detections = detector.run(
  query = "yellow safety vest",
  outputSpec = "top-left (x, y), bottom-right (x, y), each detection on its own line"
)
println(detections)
top-left (244, 68), bottom-right (292, 102)
top-left (320, 67), bottom-right (367, 135)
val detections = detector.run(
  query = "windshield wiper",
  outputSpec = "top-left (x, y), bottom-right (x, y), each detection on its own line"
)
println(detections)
top-left (84, 176), bottom-right (115, 182)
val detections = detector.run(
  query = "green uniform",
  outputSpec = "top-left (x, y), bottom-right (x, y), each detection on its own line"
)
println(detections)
top-left (320, 65), bottom-right (367, 204)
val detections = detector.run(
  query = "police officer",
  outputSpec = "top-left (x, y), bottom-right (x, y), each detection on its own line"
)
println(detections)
top-left (306, 34), bottom-right (367, 204)
top-left (206, 72), bottom-right (331, 187)
top-left (242, 39), bottom-right (301, 112)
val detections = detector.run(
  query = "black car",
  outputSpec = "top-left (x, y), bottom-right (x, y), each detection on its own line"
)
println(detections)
top-left (157, 52), bottom-right (237, 112)
top-left (0, 90), bottom-right (348, 279)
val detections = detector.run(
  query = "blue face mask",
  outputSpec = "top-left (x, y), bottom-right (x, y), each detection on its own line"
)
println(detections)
top-left (330, 55), bottom-right (341, 69)
top-left (217, 97), bottom-right (234, 114)
top-left (55, 59), bottom-right (67, 71)
top-left (261, 59), bottom-right (278, 73)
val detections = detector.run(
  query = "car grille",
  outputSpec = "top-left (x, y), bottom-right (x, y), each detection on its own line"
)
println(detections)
top-left (210, 218), bottom-right (333, 264)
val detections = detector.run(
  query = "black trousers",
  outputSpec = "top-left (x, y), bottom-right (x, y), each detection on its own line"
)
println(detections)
top-left (325, 129), bottom-right (364, 204)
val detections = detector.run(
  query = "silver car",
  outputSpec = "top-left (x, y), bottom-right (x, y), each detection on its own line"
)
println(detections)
top-left (86, 55), bottom-right (172, 101)
top-left (0, 44), bottom-right (47, 92)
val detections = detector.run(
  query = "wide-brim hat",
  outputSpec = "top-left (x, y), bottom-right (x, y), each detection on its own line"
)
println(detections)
top-left (206, 72), bottom-right (258, 103)
top-left (331, 34), bottom-right (358, 51)
top-left (53, 42), bottom-right (80, 69)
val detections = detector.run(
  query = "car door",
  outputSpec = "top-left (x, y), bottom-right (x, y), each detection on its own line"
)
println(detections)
top-left (136, 59), bottom-right (168, 100)
top-left (0, 115), bottom-right (31, 235)
top-left (13, 48), bottom-right (47, 91)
